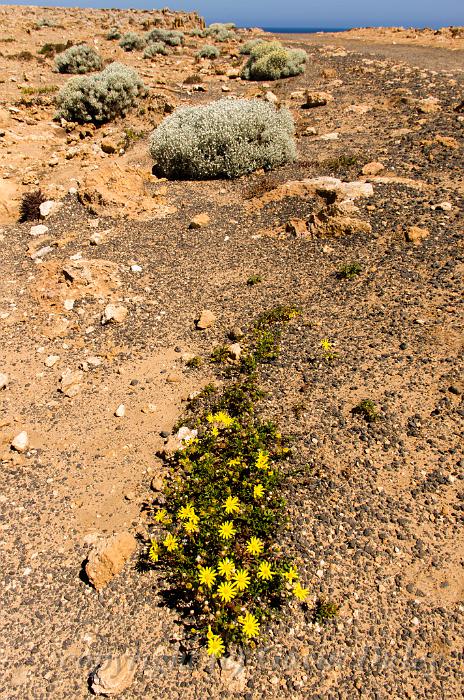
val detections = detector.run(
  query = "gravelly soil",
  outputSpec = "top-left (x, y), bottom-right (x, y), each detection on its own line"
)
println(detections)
top-left (0, 8), bottom-right (463, 700)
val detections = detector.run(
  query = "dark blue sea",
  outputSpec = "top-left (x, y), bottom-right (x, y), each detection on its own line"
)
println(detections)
top-left (261, 27), bottom-right (350, 33)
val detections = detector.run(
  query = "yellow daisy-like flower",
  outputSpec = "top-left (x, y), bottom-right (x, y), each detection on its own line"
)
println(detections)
top-left (207, 633), bottom-right (225, 657)
top-left (218, 558), bottom-right (236, 579)
top-left (218, 521), bottom-right (236, 540)
top-left (253, 483), bottom-right (264, 499)
top-left (233, 568), bottom-right (250, 591)
top-left (257, 561), bottom-right (274, 581)
top-left (320, 338), bottom-right (332, 352)
top-left (283, 566), bottom-right (299, 583)
top-left (255, 450), bottom-right (270, 470)
top-left (246, 536), bottom-right (264, 556)
top-left (239, 612), bottom-right (260, 638)
top-left (217, 581), bottom-right (237, 603)
top-left (198, 566), bottom-right (217, 588)
top-left (293, 583), bottom-right (310, 601)
top-left (154, 508), bottom-right (168, 523)
top-left (148, 540), bottom-right (159, 563)
top-left (228, 458), bottom-right (241, 468)
top-left (223, 496), bottom-right (240, 515)
top-left (211, 426), bottom-right (219, 437)
top-left (206, 411), bottom-right (234, 428)
top-left (184, 520), bottom-right (199, 534)
top-left (178, 504), bottom-right (196, 521)
top-left (163, 533), bottom-right (179, 552)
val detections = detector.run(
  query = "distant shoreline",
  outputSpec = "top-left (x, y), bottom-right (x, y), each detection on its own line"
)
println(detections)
top-left (260, 27), bottom-right (350, 33)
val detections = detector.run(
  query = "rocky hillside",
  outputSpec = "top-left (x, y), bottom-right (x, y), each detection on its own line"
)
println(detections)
top-left (0, 6), bottom-right (462, 700)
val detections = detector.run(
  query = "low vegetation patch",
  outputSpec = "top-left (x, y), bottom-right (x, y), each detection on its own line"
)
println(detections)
top-left (55, 44), bottom-right (102, 74)
top-left (55, 62), bottom-right (145, 124)
top-left (146, 28), bottom-right (184, 46)
top-left (197, 44), bottom-right (220, 59)
top-left (352, 398), bottom-right (379, 422)
top-left (149, 98), bottom-right (296, 179)
top-left (19, 189), bottom-right (46, 223)
top-left (143, 41), bottom-right (168, 58)
top-left (241, 41), bottom-right (307, 81)
top-left (336, 262), bottom-right (362, 279)
top-left (147, 308), bottom-right (309, 656)
top-left (38, 41), bottom-right (72, 58)
top-left (119, 32), bottom-right (146, 52)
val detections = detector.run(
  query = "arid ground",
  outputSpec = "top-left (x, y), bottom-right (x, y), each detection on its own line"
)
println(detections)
top-left (0, 6), bottom-right (463, 699)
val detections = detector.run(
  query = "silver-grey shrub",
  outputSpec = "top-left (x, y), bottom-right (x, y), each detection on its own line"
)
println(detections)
top-left (239, 38), bottom-right (264, 55)
top-left (143, 41), bottom-right (168, 58)
top-left (146, 29), bottom-right (184, 46)
top-left (241, 41), bottom-right (307, 80)
top-left (106, 27), bottom-right (121, 40)
top-left (197, 44), bottom-right (220, 59)
top-left (119, 32), bottom-right (146, 51)
top-left (55, 62), bottom-right (145, 124)
top-left (54, 44), bottom-right (102, 74)
top-left (149, 98), bottom-right (296, 179)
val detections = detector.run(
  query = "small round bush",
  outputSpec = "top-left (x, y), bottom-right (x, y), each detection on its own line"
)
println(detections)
top-left (106, 27), bottom-right (121, 40)
top-left (189, 28), bottom-right (206, 37)
top-left (241, 41), bottom-right (307, 81)
top-left (56, 62), bottom-right (145, 124)
top-left (240, 38), bottom-right (264, 55)
top-left (119, 32), bottom-right (146, 52)
top-left (197, 44), bottom-right (220, 59)
top-left (143, 41), bottom-right (168, 58)
top-left (149, 98), bottom-right (296, 179)
top-left (146, 28), bottom-right (184, 46)
top-left (54, 44), bottom-right (102, 74)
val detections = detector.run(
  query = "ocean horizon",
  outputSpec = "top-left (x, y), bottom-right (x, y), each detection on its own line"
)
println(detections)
top-left (260, 27), bottom-right (350, 33)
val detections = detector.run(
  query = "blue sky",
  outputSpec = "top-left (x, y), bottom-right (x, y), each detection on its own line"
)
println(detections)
top-left (11, 1), bottom-right (464, 28)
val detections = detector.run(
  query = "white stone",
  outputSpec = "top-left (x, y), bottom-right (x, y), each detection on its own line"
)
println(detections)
top-left (0, 372), bottom-right (9, 389)
top-left (90, 653), bottom-right (136, 696)
top-left (63, 299), bottom-right (75, 311)
top-left (319, 132), bottom-right (339, 141)
top-left (39, 200), bottom-right (56, 218)
top-left (11, 431), bottom-right (29, 452)
top-left (101, 304), bottom-right (128, 325)
top-left (45, 355), bottom-right (60, 368)
top-left (29, 224), bottom-right (48, 237)
top-left (130, 264), bottom-right (142, 272)
top-left (115, 404), bottom-right (125, 417)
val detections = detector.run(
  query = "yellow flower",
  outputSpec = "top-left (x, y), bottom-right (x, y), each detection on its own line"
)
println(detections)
top-left (178, 504), bottom-right (196, 521)
top-left (184, 520), bottom-right (199, 534)
top-left (148, 540), bottom-right (159, 563)
top-left (206, 411), bottom-right (234, 427)
top-left (211, 426), bottom-right (219, 437)
top-left (228, 458), bottom-right (241, 467)
top-left (257, 561), bottom-right (274, 581)
top-left (320, 338), bottom-right (332, 351)
top-left (239, 612), bottom-right (260, 638)
top-left (163, 533), bottom-right (179, 552)
top-left (217, 581), bottom-right (237, 603)
top-left (255, 450), bottom-right (270, 470)
top-left (218, 558), bottom-right (236, 579)
top-left (283, 566), bottom-right (298, 583)
top-left (218, 521), bottom-right (236, 540)
top-left (207, 633), bottom-right (225, 657)
top-left (233, 568), bottom-right (250, 591)
top-left (246, 536), bottom-right (264, 556)
top-left (293, 583), bottom-right (309, 601)
top-left (223, 496), bottom-right (240, 515)
top-left (154, 508), bottom-right (168, 523)
top-left (253, 483), bottom-right (264, 499)
top-left (198, 566), bottom-right (217, 588)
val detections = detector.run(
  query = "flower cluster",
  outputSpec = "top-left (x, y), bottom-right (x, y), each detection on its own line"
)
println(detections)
top-left (148, 406), bottom-right (309, 655)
